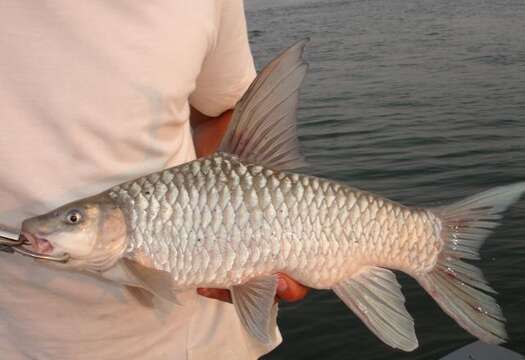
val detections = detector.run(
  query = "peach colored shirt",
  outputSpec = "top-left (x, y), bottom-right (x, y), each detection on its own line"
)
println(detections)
top-left (0, 1), bottom-right (278, 359)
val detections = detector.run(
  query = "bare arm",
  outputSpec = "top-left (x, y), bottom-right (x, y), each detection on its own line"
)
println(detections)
top-left (190, 106), bottom-right (232, 158)
top-left (190, 106), bottom-right (309, 303)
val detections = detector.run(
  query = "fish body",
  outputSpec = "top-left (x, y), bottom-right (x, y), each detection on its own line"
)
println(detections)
top-left (18, 40), bottom-right (525, 352)
top-left (108, 152), bottom-right (439, 290)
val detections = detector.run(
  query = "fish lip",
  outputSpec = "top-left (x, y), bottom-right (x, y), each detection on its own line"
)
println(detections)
top-left (20, 232), bottom-right (54, 255)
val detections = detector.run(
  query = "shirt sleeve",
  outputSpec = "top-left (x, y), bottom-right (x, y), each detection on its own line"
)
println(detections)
top-left (189, 0), bottom-right (256, 117)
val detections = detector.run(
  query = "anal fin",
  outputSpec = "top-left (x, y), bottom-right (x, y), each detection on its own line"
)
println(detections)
top-left (231, 275), bottom-right (280, 345)
top-left (332, 266), bottom-right (418, 351)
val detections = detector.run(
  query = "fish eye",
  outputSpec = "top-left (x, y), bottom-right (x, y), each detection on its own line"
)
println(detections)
top-left (66, 210), bottom-right (82, 224)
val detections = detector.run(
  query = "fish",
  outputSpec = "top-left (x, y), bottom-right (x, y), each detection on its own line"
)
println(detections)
top-left (17, 40), bottom-right (525, 351)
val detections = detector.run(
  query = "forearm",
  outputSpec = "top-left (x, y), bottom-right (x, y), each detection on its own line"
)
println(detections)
top-left (190, 106), bottom-right (233, 158)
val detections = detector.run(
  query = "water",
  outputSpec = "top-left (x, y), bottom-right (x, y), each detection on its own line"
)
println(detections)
top-left (244, 0), bottom-right (525, 358)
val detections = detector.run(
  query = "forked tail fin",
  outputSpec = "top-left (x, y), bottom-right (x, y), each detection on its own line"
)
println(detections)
top-left (419, 182), bottom-right (525, 344)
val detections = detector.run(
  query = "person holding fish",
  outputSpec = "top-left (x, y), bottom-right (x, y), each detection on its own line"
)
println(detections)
top-left (2, 0), bottom-right (524, 358)
top-left (0, 1), bottom-right (307, 359)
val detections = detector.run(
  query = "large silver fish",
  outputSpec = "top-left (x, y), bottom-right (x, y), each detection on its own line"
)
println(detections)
top-left (16, 41), bottom-right (525, 351)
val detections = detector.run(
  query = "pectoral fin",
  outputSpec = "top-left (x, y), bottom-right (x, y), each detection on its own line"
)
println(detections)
top-left (231, 275), bottom-right (280, 345)
top-left (332, 266), bottom-right (418, 351)
top-left (125, 286), bottom-right (155, 308)
top-left (121, 258), bottom-right (181, 305)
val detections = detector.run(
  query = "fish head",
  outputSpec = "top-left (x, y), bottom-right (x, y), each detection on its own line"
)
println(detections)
top-left (20, 193), bottom-right (128, 271)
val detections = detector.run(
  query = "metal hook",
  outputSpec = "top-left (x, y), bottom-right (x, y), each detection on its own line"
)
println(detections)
top-left (0, 235), bottom-right (26, 246)
top-left (12, 246), bottom-right (70, 263)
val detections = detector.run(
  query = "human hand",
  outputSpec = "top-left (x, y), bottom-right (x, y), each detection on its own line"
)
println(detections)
top-left (197, 273), bottom-right (309, 303)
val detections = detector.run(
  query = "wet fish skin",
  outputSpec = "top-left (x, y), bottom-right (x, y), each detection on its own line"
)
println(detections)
top-left (17, 40), bottom-right (525, 352)
top-left (109, 152), bottom-right (440, 290)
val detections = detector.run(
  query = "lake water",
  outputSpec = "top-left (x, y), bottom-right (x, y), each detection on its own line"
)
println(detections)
top-left (244, 0), bottom-right (525, 358)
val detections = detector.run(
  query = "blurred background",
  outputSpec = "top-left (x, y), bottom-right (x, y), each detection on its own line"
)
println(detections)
top-left (243, 0), bottom-right (525, 359)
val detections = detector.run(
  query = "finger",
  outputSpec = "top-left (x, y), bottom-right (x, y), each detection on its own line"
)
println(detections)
top-left (197, 288), bottom-right (232, 303)
top-left (276, 273), bottom-right (309, 302)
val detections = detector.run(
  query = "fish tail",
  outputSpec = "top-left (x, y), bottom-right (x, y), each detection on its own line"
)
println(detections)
top-left (418, 182), bottom-right (525, 344)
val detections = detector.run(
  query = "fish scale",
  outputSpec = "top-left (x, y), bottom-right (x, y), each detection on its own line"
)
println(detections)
top-left (108, 153), bottom-right (440, 289)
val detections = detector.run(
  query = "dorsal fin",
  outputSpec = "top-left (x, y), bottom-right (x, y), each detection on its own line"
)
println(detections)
top-left (218, 39), bottom-right (309, 171)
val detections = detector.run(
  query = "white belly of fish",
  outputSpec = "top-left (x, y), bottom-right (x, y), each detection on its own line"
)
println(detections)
top-left (108, 153), bottom-right (441, 290)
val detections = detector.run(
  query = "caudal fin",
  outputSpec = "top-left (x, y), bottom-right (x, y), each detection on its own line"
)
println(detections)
top-left (419, 182), bottom-right (525, 344)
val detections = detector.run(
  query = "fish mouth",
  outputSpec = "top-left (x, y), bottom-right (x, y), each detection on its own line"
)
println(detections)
top-left (20, 232), bottom-right (54, 254)
top-left (9, 232), bottom-right (70, 263)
